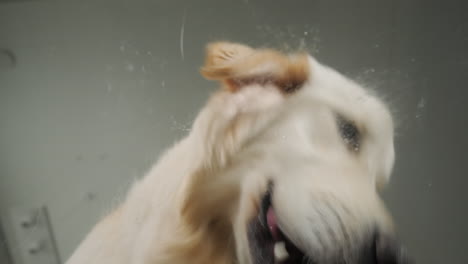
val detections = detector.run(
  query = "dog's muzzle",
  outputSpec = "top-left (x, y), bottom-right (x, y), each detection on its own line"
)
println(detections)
top-left (247, 188), bottom-right (412, 264)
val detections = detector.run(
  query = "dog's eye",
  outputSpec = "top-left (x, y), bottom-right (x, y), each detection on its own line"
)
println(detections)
top-left (337, 116), bottom-right (360, 152)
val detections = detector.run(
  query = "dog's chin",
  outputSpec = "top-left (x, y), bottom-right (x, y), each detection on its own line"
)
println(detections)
top-left (247, 190), bottom-right (310, 264)
top-left (245, 190), bottom-right (411, 264)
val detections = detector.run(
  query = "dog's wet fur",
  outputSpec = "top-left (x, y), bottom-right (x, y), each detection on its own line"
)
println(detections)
top-left (67, 42), bottom-right (411, 264)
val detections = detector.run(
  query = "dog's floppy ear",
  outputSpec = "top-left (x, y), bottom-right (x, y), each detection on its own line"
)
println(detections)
top-left (200, 42), bottom-right (310, 93)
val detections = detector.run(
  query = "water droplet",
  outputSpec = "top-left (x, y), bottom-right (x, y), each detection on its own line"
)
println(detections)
top-left (126, 63), bottom-right (135, 72)
top-left (106, 82), bottom-right (112, 92)
top-left (99, 153), bottom-right (109, 160)
top-left (83, 192), bottom-right (97, 202)
top-left (417, 98), bottom-right (426, 109)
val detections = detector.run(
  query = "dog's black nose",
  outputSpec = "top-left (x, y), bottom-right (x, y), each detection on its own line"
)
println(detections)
top-left (360, 232), bottom-right (412, 264)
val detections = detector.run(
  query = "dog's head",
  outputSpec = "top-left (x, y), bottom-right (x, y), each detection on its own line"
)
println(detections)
top-left (173, 42), bottom-right (410, 264)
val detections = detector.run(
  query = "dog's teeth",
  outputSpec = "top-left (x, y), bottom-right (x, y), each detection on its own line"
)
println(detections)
top-left (274, 241), bottom-right (289, 262)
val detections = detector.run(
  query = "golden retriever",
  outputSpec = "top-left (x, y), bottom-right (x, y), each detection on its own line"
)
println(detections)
top-left (67, 42), bottom-right (410, 264)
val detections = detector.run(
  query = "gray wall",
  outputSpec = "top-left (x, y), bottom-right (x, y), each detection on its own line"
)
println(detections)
top-left (0, 0), bottom-right (467, 263)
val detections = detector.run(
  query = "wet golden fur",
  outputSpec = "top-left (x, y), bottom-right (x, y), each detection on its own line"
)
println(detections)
top-left (67, 42), bottom-right (396, 264)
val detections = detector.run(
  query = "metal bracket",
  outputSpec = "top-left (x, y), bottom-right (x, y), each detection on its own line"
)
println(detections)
top-left (2, 206), bottom-right (61, 264)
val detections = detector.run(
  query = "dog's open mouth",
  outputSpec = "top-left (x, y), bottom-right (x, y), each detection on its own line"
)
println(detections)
top-left (248, 189), bottom-right (311, 264)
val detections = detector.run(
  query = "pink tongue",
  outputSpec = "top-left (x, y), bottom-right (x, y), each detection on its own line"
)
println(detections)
top-left (266, 207), bottom-right (281, 240)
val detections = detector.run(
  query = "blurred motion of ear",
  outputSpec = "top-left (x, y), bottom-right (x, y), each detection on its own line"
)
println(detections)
top-left (200, 42), bottom-right (310, 94)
